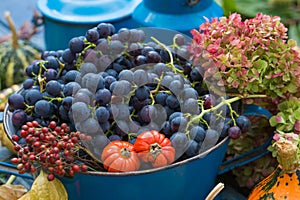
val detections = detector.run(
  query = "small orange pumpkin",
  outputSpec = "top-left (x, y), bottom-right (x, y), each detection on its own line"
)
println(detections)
top-left (248, 140), bottom-right (300, 199)
top-left (133, 130), bottom-right (175, 168)
top-left (101, 141), bottom-right (140, 172)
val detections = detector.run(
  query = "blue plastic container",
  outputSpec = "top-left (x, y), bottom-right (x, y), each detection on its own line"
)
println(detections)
top-left (36, 0), bottom-right (142, 50)
top-left (132, 0), bottom-right (223, 36)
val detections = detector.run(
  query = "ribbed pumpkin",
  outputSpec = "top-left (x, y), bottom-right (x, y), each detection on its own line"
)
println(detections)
top-left (0, 12), bottom-right (40, 90)
top-left (248, 140), bottom-right (300, 199)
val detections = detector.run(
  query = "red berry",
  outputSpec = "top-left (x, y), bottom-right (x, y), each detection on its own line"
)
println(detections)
top-left (41, 127), bottom-right (48, 133)
top-left (14, 145), bottom-right (21, 151)
top-left (81, 165), bottom-right (88, 172)
top-left (32, 120), bottom-right (39, 127)
top-left (47, 173), bottom-right (55, 181)
top-left (12, 135), bottom-right (19, 142)
top-left (11, 157), bottom-right (20, 164)
top-left (29, 154), bottom-right (36, 161)
top-left (26, 122), bottom-right (33, 127)
top-left (21, 124), bottom-right (28, 130)
top-left (20, 130), bottom-right (28, 137)
top-left (72, 164), bottom-right (80, 173)
top-left (33, 141), bottom-right (41, 148)
top-left (30, 166), bottom-right (37, 173)
top-left (49, 121), bottom-right (56, 129)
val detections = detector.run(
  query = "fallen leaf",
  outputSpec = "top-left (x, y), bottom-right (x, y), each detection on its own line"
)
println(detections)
top-left (18, 170), bottom-right (68, 200)
top-left (0, 184), bottom-right (27, 200)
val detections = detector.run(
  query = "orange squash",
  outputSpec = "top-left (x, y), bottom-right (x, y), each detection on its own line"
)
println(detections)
top-left (248, 140), bottom-right (300, 199)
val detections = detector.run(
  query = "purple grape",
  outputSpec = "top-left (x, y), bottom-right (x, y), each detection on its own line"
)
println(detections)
top-left (85, 28), bottom-right (99, 42)
top-left (228, 126), bottom-right (242, 139)
top-left (12, 110), bottom-right (27, 127)
top-left (69, 37), bottom-right (85, 53)
top-left (8, 93), bottom-right (25, 110)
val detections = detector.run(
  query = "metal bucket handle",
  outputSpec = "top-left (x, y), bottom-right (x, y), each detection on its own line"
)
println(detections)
top-left (218, 104), bottom-right (273, 175)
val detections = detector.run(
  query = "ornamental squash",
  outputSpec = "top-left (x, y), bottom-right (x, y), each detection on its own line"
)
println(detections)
top-left (0, 12), bottom-right (40, 90)
top-left (248, 140), bottom-right (300, 200)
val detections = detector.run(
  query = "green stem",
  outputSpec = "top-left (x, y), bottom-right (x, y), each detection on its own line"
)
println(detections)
top-left (150, 37), bottom-right (182, 74)
top-left (187, 94), bottom-right (267, 130)
top-left (4, 12), bottom-right (18, 49)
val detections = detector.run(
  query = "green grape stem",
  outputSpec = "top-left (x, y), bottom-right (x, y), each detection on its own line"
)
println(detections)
top-left (150, 37), bottom-right (183, 74)
top-left (187, 94), bottom-right (267, 131)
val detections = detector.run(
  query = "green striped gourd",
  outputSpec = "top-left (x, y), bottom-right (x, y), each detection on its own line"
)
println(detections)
top-left (0, 12), bottom-right (40, 90)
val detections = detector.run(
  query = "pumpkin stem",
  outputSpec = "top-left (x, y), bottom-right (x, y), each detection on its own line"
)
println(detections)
top-left (276, 140), bottom-right (299, 173)
top-left (150, 143), bottom-right (162, 158)
top-left (120, 148), bottom-right (131, 158)
top-left (4, 11), bottom-right (18, 49)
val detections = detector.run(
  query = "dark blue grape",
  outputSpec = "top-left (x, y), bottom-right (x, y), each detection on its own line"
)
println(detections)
top-left (64, 70), bottom-right (81, 83)
top-left (12, 109), bottom-right (27, 127)
top-left (95, 88), bottom-right (111, 106)
top-left (185, 140), bottom-right (199, 157)
top-left (166, 95), bottom-right (180, 109)
top-left (118, 28), bottom-right (130, 42)
top-left (189, 126), bottom-right (206, 142)
top-left (109, 40), bottom-right (125, 55)
top-left (132, 97), bottom-right (151, 111)
top-left (63, 82), bottom-right (81, 96)
top-left (45, 80), bottom-right (62, 97)
top-left (170, 132), bottom-right (188, 152)
top-left (109, 134), bottom-right (121, 141)
top-left (104, 75), bottom-right (116, 89)
top-left (25, 64), bottom-right (34, 77)
top-left (118, 70), bottom-right (134, 82)
top-left (96, 75), bottom-right (105, 90)
top-left (134, 55), bottom-right (147, 66)
top-left (22, 78), bottom-right (35, 90)
top-left (135, 86), bottom-right (150, 101)
top-left (97, 23), bottom-right (115, 38)
top-left (62, 48), bottom-right (76, 63)
top-left (141, 46), bottom-right (155, 56)
top-left (236, 115), bottom-right (251, 133)
top-left (161, 121), bottom-right (172, 137)
top-left (59, 106), bottom-right (70, 122)
top-left (100, 121), bottom-right (110, 133)
top-left (155, 92), bottom-right (168, 106)
top-left (190, 67), bottom-right (203, 82)
top-left (62, 96), bottom-right (74, 111)
top-left (44, 55), bottom-right (60, 70)
top-left (112, 63), bottom-right (125, 73)
top-left (8, 93), bottom-right (25, 110)
top-left (94, 106), bottom-right (110, 123)
top-left (85, 28), bottom-right (99, 42)
top-left (146, 51), bottom-right (161, 63)
top-left (106, 69), bottom-right (118, 78)
top-left (25, 89), bottom-right (43, 106)
top-left (69, 37), bottom-right (85, 53)
top-left (44, 68), bottom-right (58, 82)
top-left (34, 100), bottom-right (52, 117)
top-left (80, 63), bottom-right (97, 77)
top-left (170, 116), bottom-right (187, 132)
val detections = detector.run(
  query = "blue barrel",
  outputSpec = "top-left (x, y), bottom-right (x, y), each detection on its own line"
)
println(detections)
top-left (132, 0), bottom-right (223, 36)
top-left (36, 0), bottom-right (142, 50)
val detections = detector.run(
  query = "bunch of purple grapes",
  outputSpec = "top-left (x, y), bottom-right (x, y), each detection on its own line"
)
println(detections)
top-left (8, 22), bottom-right (251, 164)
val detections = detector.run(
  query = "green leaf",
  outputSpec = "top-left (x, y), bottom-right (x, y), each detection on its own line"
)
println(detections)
top-left (295, 109), bottom-right (300, 120)
top-left (287, 81), bottom-right (298, 93)
top-left (255, 59), bottom-right (268, 74)
top-left (222, 0), bottom-right (237, 16)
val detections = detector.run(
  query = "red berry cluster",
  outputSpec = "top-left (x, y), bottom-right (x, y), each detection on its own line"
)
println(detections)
top-left (11, 120), bottom-right (89, 181)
